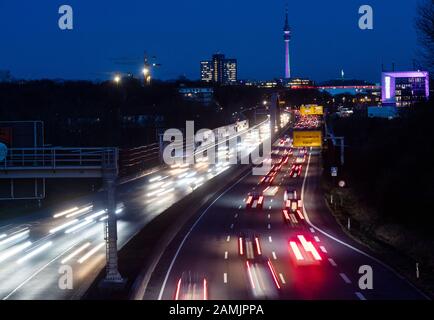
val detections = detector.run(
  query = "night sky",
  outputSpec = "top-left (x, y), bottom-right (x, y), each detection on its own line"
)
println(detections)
top-left (0, 0), bottom-right (421, 83)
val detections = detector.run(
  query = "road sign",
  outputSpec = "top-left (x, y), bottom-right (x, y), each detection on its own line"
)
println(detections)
top-left (331, 167), bottom-right (338, 177)
top-left (0, 143), bottom-right (7, 161)
top-left (300, 105), bottom-right (324, 116)
top-left (293, 131), bottom-right (323, 148)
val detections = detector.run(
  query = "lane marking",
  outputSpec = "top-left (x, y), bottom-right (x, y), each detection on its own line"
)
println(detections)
top-left (355, 292), bottom-right (367, 300)
top-left (320, 246), bottom-right (328, 253)
top-left (2, 241), bottom-right (81, 300)
top-left (157, 171), bottom-right (252, 300)
top-left (328, 258), bottom-right (337, 267)
top-left (267, 214), bottom-right (271, 219)
top-left (268, 236), bottom-right (273, 243)
top-left (309, 227), bottom-right (315, 233)
top-left (314, 236), bottom-right (320, 242)
top-left (279, 273), bottom-right (286, 284)
top-left (230, 224), bottom-right (234, 229)
top-left (234, 213), bottom-right (238, 218)
top-left (267, 224), bottom-right (271, 229)
top-left (238, 205), bottom-right (242, 210)
top-left (224, 251), bottom-right (228, 260)
top-left (268, 206), bottom-right (272, 210)
top-left (340, 273), bottom-right (352, 284)
top-left (226, 235), bottom-right (231, 242)
top-left (223, 273), bottom-right (228, 283)
top-left (300, 153), bottom-right (431, 300)
top-left (272, 251), bottom-right (277, 260)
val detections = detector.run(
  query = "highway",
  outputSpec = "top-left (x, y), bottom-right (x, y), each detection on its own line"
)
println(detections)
top-left (0, 120), bottom-right (273, 300)
top-left (146, 133), bottom-right (428, 300)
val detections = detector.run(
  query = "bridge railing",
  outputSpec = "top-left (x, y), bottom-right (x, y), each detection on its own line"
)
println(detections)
top-left (0, 147), bottom-right (118, 170)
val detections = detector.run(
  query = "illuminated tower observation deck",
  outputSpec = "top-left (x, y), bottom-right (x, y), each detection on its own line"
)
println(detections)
top-left (283, 8), bottom-right (291, 79)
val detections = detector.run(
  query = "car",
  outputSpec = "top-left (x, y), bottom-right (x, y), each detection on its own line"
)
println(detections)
top-left (289, 164), bottom-right (303, 177)
top-left (282, 194), bottom-right (304, 226)
top-left (174, 272), bottom-right (208, 300)
top-left (288, 234), bottom-right (322, 265)
top-left (282, 149), bottom-right (291, 156)
top-left (275, 163), bottom-right (283, 171)
top-left (282, 208), bottom-right (297, 226)
top-left (245, 192), bottom-right (265, 209)
top-left (260, 173), bottom-right (276, 186)
top-left (284, 198), bottom-right (299, 212)
top-left (295, 156), bottom-right (304, 164)
top-left (246, 256), bottom-right (280, 298)
top-left (238, 232), bottom-right (262, 259)
top-left (295, 151), bottom-right (306, 163)
top-left (263, 186), bottom-right (279, 196)
top-left (282, 206), bottom-right (304, 227)
top-left (284, 188), bottom-right (297, 201)
top-left (284, 197), bottom-right (303, 212)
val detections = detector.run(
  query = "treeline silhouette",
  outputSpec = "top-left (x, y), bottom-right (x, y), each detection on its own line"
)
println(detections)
top-left (331, 100), bottom-right (434, 235)
top-left (0, 79), bottom-right (333, 148)
top-left (0, 79), bottom-right (266, 147)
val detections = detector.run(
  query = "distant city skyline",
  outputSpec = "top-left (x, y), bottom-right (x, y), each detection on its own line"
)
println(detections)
top-left (0, 0), bottom-right (422, 83)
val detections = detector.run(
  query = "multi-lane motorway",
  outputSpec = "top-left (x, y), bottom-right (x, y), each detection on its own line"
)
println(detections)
top-left (146, 133), bottom-right (428, 300)
top-left (0, 121), bottom-right (271, 300)
top-left (0, 113), bottom-right (429, 300)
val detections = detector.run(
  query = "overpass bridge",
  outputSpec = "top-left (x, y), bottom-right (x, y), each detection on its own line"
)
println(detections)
top-left (0, 147), bottom-right (118, 179)
top-left (0, 146), bottom-right (123, 284)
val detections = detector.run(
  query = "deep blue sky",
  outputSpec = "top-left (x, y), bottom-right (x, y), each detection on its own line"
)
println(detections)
top-left (0, 0), bottom-right (422, 83)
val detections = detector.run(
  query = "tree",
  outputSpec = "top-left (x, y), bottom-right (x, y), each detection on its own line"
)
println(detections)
top-left (416, 0), bottom-right (434, 71)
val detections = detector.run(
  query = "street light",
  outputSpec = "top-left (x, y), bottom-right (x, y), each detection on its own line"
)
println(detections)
top-left (113, 75), bottom-right (121, 84)
top-left (143, 67), bottom-right (151, 86)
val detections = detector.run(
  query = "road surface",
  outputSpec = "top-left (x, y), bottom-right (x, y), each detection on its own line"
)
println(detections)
top-left (147, 138), bottom-right (428, 300)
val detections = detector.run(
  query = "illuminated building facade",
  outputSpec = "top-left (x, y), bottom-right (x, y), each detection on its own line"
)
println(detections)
top-left (200, 54), bottom-right (237, 84)
top-left (381, 71), bottom-right (430, 107)
top-left (200, 61), bottom-right (213, 83)
top-left (286, 78), bottom-right (314, 88)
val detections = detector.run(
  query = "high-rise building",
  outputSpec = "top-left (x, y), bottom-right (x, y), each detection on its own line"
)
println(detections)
top-left (200, 54), bottom-right (237, 84)
top-left (223, 59), bottom-right (237, 84)
top-left (283, 8), bottom-right (291, 79)
top-left (200, 61), bottom-right (213, 83)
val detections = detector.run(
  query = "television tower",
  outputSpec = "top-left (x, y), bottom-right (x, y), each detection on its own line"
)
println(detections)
top-left (283, 7), bottom-right (291, 79)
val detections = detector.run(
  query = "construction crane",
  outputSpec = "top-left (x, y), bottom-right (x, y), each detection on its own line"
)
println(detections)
top-left (143, 52), bottom-right (161, 86)
top-left (110, 52), bottom-right (161, 86)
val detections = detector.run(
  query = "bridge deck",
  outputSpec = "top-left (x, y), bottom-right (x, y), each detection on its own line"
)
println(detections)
top-left (0, 147), bottom-right (118, 179)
